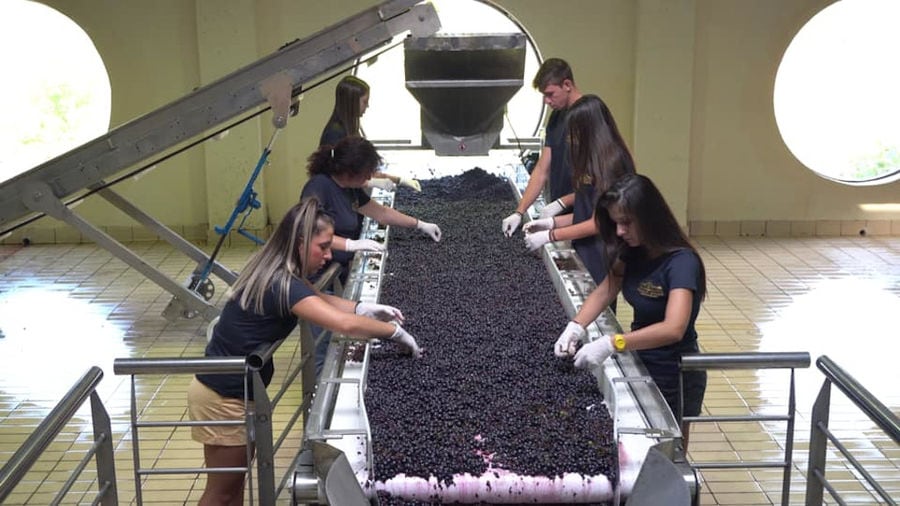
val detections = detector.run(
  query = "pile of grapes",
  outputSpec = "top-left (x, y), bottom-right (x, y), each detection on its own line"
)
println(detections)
top-left (367, 168), bottom-right (617, 504)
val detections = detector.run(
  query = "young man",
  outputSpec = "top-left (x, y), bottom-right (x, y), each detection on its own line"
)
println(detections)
top-left (501, 58), bottom-right (583, 237)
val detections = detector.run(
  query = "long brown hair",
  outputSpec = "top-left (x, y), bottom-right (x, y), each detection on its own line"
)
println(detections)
top-left (329, 75), bottom-right (369, 137)
top-left (596, 174), bottom-right (707, 301)
top-left (567, 94), bottom-right (636, 198)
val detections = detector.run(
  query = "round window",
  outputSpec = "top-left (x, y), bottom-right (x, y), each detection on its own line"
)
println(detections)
top-left (774, 0), bottom-right (900, 185)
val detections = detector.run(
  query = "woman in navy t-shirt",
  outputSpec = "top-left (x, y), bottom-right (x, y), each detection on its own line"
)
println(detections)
top-left (320, 75), bottom-right (420, 192)
top-left (188, 198), bottom-right (422, 505)
top-left (301, 135), bottom-right (441, 271)
top-left (301, 136), bottom-right (441, 375)
top-left (553, 174), bottom-right (707, 448)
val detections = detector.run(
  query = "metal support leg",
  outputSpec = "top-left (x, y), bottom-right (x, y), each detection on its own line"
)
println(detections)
top-left (94, 185), bottom-right (238, 285)
top-left (21, 181), bottom-right (220, 321)
top-left (805, 380), bottom-right (832, 506)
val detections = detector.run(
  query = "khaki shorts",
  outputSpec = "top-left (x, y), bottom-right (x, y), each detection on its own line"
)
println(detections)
top-left (187, 377), bottom-right (253, 446)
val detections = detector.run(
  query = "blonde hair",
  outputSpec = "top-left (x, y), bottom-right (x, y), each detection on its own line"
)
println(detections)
top-left (230, 198), bottom-right (333, 316)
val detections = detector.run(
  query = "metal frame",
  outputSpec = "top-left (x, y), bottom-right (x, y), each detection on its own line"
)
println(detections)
top-left (0, 0), bottom-right (441, 321)
top-left (805, 355), bottom-right (900, 506)
top-left (0, 367), bottom-right (117, 506)
top-left (680, 352), bottom-right (811, 506)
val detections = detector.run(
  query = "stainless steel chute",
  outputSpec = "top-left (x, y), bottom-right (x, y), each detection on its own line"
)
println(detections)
top-left (404, 34), bottom-right (526, 155)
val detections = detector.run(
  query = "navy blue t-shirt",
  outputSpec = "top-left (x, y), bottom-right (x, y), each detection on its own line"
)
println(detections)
top-left (621, 248), bottom-right (702, 384)
top-left (301, 174), bottom-right (371, 267)
top-left (197, 276), bottom-right (316, 399)
top-left (571, 181), bottom-right (607, 284)
top-left (319, 118), bottom-right (347, 147)
top-left (545, 109), bottom-right (573, 201)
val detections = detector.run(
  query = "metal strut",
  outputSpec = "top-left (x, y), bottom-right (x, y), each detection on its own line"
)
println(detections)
top-left (186, 127), bottom-right (282, 303)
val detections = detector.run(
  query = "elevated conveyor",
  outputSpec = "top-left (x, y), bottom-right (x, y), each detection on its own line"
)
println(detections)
top-left (0, 0), bottom-right (440, 321)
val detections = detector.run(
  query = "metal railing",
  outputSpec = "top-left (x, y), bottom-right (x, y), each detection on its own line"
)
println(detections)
top-left (805, 355), bottom-right (900, 506)
top-left (0, 366), bottom-right (118, 505)
top-left (113, 264), bottom-right (341, 505)
top-left (680, 352), bottom-right (811, 506)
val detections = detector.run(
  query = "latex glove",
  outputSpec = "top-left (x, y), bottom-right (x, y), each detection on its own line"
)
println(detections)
top-left (389, 323), bottom-right (423, 358)
top-left (345, 238), bottom-right (386, 252)
top-left (573, 336), bottom-right (616, 369)
top-left (356, 301), bottom-right (405, 324)
top-left (501, 212), bottom-right (522, 238)
top-left (523, 217), bottom-right (555, 234)
top-left (416, 220), bottom-right (442, 241)
top-left (399, 177), bottom-right (422, 192)
top-left (524, 230), bottom-right (551, 252)
top-left (540, 198), bottom-right (566, 218)
top-left (554, 321), bottom-right (586, 357)
top-left (367, 178), bottom-right (396, 191)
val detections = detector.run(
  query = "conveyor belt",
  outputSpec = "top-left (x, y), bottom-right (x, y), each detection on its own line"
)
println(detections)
top-left (296, 162), bottom-right (698, 505)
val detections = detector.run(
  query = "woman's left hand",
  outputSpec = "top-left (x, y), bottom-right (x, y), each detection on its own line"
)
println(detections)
top-left (399, 177), bottom-right (422, 192)
top-left (416, 220), bottom-right (442, 241)
top-left (355, 302), bottom-right (405, 324)
top-left (573, 336), bottom-right (615, 369)
top-left (523, 230), bottom-right (551, 251)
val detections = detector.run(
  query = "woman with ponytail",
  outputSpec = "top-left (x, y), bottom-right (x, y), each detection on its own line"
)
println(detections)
top-left (188, 197), bottom-right (422, 505)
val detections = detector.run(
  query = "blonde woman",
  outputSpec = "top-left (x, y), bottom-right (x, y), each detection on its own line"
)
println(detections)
top-left (188, 198), bottom-right (421, 505)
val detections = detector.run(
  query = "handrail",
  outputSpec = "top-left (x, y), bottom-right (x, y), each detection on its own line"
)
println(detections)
top-left (0, 366), bottom-right (117, 505)
top-left (114, 357), bottom-right (246, 375)
top-left (805, 355), bottom-right (900, 506)
top-left (681, 352), bottom-right (810, 370)
top-left (680, 351), bottom-right (810, 506)
top-left (815, 355), bottom-right (899, 443)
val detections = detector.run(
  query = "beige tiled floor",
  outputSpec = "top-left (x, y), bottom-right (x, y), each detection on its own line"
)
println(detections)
top-left (1, 237), bottom-right (899, 505)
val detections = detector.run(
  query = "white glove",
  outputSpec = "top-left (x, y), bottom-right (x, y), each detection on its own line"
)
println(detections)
top-left (389, 323), bottom-right (423, 358)
top-left (523, 217), bottom-right (555, 234)
top-left (399, 177), bottom-right (422, 192)
top-left (416, 220), bottom-right (442, 241)
top-left (366, 178), bottom-right (396, 191)
top-left (345, 238), bottom-right (386, 252)
top-left (540, 199), bottom-right (566, 218)
top-left (573, 336), bottom-right (616, 369)
top-left (355, 301), bottom-right (404, 323)
top-left (501, 212), bottom-right (522, 238)
top-left (524, 230), bottom-right (551, 251)
top-left (554, 321), bottom-right (585, 357)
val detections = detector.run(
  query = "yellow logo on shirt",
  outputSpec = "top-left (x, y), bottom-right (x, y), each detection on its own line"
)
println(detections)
top-left (637, 279), bottom-right (664, 298)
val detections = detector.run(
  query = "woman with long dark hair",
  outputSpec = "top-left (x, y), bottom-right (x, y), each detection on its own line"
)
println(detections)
top-left (188, 198), bottom-right (421, 505)
top-left (554, 173), bottom-right (707, 447)
top-left (522, 94), bottom-right (636, 285)
top-left (320, 75), bottom-right (420, 192)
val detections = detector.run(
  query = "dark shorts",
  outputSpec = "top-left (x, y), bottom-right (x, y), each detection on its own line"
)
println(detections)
top-left (656, 370), bottom-right (707, 419)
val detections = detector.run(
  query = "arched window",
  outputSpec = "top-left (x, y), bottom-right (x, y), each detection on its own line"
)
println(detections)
top-left (0, 1), bottom-right (111, 183)
top-left (774, 0), bottom-right (900, 185)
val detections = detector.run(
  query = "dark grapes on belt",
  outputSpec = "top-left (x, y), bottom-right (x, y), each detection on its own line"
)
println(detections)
top-left (367, 168), bottom-right (617, 505)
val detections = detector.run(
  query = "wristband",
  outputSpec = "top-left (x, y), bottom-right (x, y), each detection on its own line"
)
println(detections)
top-left (549, 229), bottom-right (556, 242)
top-left (613, 333), bottom-right (627, 352)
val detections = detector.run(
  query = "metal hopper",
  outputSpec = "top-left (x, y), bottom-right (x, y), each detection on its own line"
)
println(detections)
top-left (404, 33), bottom-right (525, 155)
